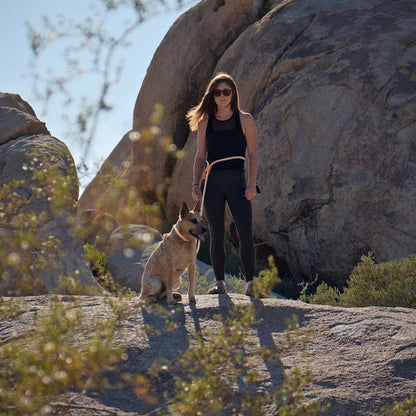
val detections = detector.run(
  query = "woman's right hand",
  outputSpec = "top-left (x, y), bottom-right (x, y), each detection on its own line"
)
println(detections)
top-left (192, 184), bottom-right (201, 201)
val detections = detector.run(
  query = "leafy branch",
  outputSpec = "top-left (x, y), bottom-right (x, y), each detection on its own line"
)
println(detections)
top-left (26, 0), bottom-right (194, 181)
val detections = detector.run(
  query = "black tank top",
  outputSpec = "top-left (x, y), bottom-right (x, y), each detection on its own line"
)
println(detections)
top-left (206, 112), bottom-right (246, 171)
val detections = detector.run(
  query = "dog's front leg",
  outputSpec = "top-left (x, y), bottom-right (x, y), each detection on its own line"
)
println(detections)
top-left (165, 276), bottom-right (177, 305)
top-left (187, 263), bottom-right (196, 303)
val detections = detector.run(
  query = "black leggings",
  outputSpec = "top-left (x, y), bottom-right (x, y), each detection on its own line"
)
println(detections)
top-left (203, 169), bottom-right (255, 282)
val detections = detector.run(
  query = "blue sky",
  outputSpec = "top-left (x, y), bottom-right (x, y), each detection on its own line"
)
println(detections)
top-left (0, 1), bottom-right (196, 189)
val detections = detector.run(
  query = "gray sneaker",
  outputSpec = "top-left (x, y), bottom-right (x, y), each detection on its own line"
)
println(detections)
top-left (245, 281), bottom-right (267, 298)
top-left (208, 280), bottom-right (226, 294)
top-left (245, 281), bottom-right (254, 297)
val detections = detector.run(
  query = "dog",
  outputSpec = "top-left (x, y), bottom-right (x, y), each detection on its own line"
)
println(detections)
top-left (140, 200), bottom-right (207, 305)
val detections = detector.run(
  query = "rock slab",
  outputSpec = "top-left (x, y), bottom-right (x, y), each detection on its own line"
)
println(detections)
top-left (2, 294), bottom-right (414, 415)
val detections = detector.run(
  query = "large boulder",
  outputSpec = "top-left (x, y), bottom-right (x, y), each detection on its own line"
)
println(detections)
top-left (81, 0), bottom-right (416, 287)
top-left (0, 93), bottom-right (100, 295)
top-left (106, 224), bottom-right (163, 293)
top-left (79, 0), bottom-right (262, 218)
top-left (168, 0), bottom-right (416, 287)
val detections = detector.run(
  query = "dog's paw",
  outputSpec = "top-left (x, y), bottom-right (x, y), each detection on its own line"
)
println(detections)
top-left (172, 292), bottom-right (182, 301)
top-left (189, 294), bottom-right (196, 303)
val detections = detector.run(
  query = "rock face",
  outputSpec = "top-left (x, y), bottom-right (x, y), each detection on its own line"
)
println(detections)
top-left (0, 93), bottom-right (99, 295)
top-left (80, 209), bottom-right (120, 253)
top-left (2, 294), bottom-right (415, 415)
top-left (106, 224), bottom-right (163, 293)
top-left (80, 0), bottom-right (416, 287)
top-left (0, 92), bottom-right (46, 142)
top-left (79, 0), bottom-right (261, 219)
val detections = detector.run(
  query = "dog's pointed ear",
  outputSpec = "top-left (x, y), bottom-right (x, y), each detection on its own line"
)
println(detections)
top-left (180, 201), bottom-right (189, 218)
top-left (193, 200), bottom-right (201, 213)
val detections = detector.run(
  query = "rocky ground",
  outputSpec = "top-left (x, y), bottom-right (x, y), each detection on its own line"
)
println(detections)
top-left (1, 294), bottom-right (415, 415)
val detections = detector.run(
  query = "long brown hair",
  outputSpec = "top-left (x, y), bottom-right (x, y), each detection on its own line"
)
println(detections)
top-left (186, 72), bottom-right (241, 131)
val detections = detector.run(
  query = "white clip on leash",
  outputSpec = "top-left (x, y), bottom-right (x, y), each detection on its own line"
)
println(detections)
top-left (196, 156), bottom-right (246, 253)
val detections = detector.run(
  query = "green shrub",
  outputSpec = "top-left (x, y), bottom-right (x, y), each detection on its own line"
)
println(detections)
top-left (339, 254), bottom-right (416, 308)
top-left (299, 281), bottom-right (340, 306)
top-left (253, 255), bottom-right (281, 297)
top-left (84, 243), bottom-right (107, 277)
top-left (302, 254), bottom-right (416, 308)
top-left (381, 394), bottom-right (416, 415)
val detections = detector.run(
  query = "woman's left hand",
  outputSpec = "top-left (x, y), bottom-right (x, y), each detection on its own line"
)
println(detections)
top-left (245, 185), bottom-right (257, 200)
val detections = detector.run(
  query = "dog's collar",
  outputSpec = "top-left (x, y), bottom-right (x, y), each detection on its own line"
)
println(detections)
top-left (173, 224), bottom-right (190, 242)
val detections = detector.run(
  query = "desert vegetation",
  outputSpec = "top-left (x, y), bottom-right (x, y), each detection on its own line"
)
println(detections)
top-left (300, 254), bottom-right (416, 309)
top-left (1, 105), bottom-right (415, 413)
top-left (2, 0), bottom-right (414, 413)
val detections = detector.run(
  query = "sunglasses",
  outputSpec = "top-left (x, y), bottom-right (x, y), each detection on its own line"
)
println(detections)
top-left (212, 88), bottom-right (232, 97)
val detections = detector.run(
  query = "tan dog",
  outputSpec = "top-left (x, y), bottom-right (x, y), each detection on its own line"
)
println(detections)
top-left (140, 201), bottom-right (207, 304)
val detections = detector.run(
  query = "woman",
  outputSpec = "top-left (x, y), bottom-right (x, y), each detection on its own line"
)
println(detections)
top-left (187, 72), bottom-right (258, 296)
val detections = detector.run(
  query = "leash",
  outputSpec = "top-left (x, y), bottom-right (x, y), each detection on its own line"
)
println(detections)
top-left (196, 156), bottom-right (246, 253)
top-left (199, 156), bottom-right (246, 216)
top-left (173, 224), bottom-right (190, 242)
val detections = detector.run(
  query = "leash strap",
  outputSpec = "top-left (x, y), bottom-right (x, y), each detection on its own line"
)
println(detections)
top-left (199, 156), bottom-right (246, 217)
top-left (196, 156), bottom-right (246, 253)
top-left (173, 224), bottom-right (190, 242)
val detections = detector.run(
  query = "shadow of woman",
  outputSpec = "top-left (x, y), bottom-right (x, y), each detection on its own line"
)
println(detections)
top-left (250, 298), bottom-right (285, 388)
top-left (249, 298), bottom-right (308, 387)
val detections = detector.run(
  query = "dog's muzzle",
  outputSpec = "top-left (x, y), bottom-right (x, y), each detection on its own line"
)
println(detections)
top-left (190, 226), bottom-right (207, 241)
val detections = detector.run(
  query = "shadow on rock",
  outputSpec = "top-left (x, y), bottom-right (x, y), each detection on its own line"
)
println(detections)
top-left (85, 301), bottom-right (189, 414)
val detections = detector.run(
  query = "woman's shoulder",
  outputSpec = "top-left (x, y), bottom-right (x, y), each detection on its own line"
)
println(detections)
top-left (197, 116), bottom-right (209, 131)
top-left (238, 110), bottom-right (254, 120)
top-left (238, 111), bottom-right (254, 128)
